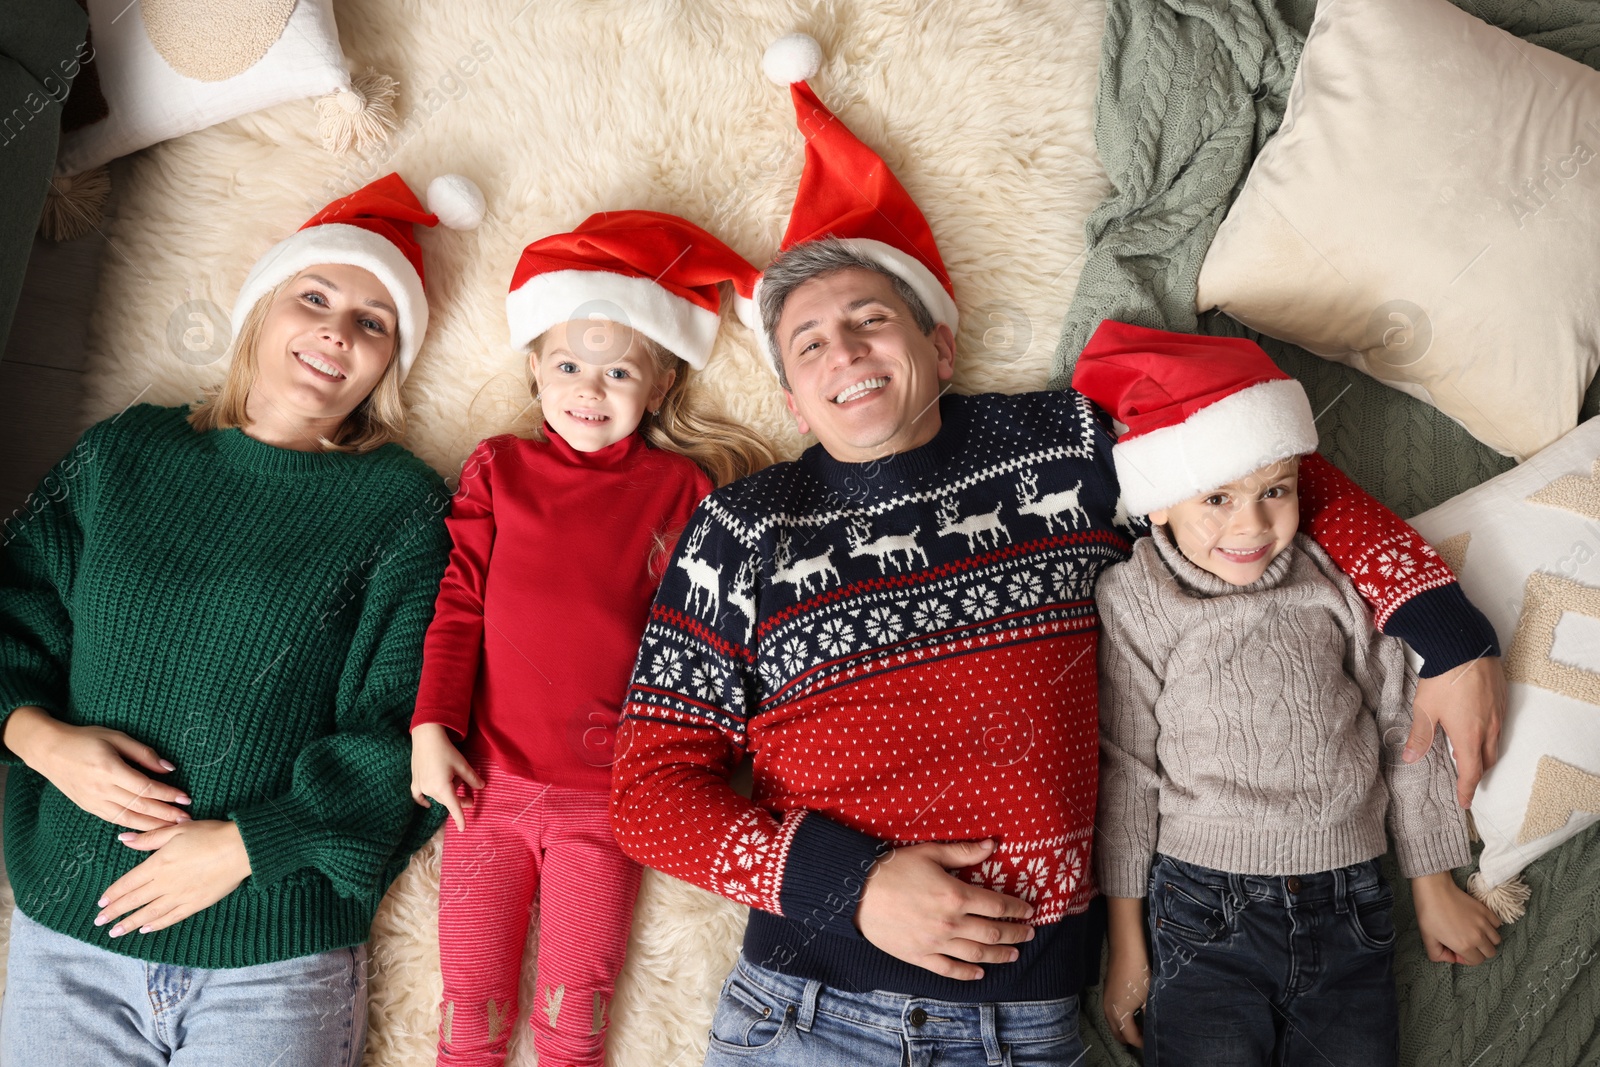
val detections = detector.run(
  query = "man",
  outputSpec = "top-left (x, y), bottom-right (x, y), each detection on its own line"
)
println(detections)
top-left (612, 36), bottom-right (1503, 1065)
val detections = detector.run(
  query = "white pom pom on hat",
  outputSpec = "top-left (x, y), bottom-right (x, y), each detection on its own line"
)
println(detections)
top-left (763, 33), bottom-right (823, 85)
top-left (427, 174), bottom-right (485, 231)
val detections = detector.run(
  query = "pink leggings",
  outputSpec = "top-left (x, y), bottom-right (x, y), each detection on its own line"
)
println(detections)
top-left (436, 765), bottom-right (641, 1067)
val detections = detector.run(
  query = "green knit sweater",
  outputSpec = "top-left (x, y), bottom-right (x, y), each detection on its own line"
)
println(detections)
top-left (0, 404), bottom-right (450, 968)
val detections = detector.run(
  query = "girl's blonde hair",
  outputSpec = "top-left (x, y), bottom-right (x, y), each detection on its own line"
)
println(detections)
top-left (520, 325), bottom-right (776, 487)
top-left (187, 279), bottom-right (407, 453)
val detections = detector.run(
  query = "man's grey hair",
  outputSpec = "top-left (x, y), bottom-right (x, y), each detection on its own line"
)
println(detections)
top-left (759, 238), bottom-right (936, 390)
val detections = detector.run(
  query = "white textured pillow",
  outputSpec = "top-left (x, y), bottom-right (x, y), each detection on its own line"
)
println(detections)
top-left (57, 0), bottom-right (353, 176)
top-left (1408, 416), bottom-right (1600, 919)
top-left (1196, 0), bottom-right (1600, 461)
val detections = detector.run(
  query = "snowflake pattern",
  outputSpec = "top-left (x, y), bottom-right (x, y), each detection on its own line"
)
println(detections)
top-left (863, 605), bottom-right (904, 644)
top-left (960, 583), bottom-right (1000, 619)
top-left (652, 648), bottom-right (683, 688)
top-left (1012, 855), bottom-right (1050, 901)
top-left (1007, 569), bottom-right (1044, 607)
top-left (817, 617), bottom-right (855, 657)
top-left (1372, 547), bottom-right (1417, 582)
top-left (690, 662), bottom-right (725, 702)
top-left (912, 596), bottom-right (952, 632)
top-left (1049, 560), bottom-right (1079, 600)
top-left (780, 636), bottom-right (812, 676)
top-left (758, 660), bottom-right (784, 693)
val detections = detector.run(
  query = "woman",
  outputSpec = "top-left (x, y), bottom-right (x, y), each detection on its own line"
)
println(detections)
top-left (0, 172), bottom-right (480, 1066)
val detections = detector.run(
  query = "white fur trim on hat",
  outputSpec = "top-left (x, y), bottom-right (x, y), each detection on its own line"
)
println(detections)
top-left (506, 269), bottom-right (721, 369)
top-left (1112, 378), bottom-right (1319, 516)
top-left (751, 236), bottom-right (960, 377)
top-left (231, 223), bottom-right (429, 381)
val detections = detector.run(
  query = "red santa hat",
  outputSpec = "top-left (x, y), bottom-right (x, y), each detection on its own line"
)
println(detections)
top-left (231, 172), bottom-right (484, 382)
top-left (506, 210), bottom-right (759, 370)
top-left (1071, 320), bottom-right (1319, 516)
top-left (753, 33), bottom-right (959, 374)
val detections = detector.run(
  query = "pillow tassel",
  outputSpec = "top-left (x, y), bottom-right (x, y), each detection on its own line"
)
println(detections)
top-left (317, 70), bottom-right (398, 154)
top-left (1468, 869), bottom-right (1532, 924)
top-left (38, 167), bottom-right (112, 241)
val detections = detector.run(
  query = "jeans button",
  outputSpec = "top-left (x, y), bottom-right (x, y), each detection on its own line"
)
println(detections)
top-left (1286, 876), bottom-right (1302, 893)
top-left (909, 1007), bottom-right (928, 1027)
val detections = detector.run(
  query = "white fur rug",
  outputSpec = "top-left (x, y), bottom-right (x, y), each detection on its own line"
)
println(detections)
top-left (3, 1), bottom-right (1109, 1062)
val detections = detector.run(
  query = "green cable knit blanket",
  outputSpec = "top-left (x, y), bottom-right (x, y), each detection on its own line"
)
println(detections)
top-left (1050, 0), bottom-right (1600, 521)
top-left (1055, 2), bottom-right (1600, 1064)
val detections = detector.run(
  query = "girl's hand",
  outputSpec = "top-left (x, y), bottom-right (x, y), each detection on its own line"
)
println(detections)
top-left (410, 723), bottom-right (483, 832)
top-left (96, 820), bottom-right (252, 936)
top-left (1412, 871), bottom-right (1502, 965)
top-left (3, 705), bottom-right (192, 830)
top-left (1103, 896), bottom-right (1150, 1047)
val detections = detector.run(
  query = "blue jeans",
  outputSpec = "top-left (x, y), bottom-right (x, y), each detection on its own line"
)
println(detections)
top-left (1144, 853), bottom-right (1400, 1067)
top-left (0, 908), bottom-right (369, 1066)
top-left (701, 956), bottom-right (1087, 1066)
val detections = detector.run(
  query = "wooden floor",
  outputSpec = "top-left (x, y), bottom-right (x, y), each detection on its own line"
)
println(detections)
top-left (1, 220), bottom-right (107, 517)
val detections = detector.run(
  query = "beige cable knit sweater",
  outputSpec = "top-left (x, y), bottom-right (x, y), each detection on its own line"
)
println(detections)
top-left (1094, 527), bottom-right (1470, 899)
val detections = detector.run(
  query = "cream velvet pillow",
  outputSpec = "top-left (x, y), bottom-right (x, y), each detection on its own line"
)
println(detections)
top-left (1195, 0), bottom-right (1600, 461)
top-left (1408, 415), bottom-right (1600, 921)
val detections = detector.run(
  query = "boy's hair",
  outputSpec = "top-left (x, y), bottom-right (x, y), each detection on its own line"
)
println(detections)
top-left (519, 326), bottom-right (776, 487)
top-left (188, 280), bottom-right (407, 452)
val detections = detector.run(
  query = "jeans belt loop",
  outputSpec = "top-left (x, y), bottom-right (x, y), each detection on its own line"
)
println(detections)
top-left (980, 1002), bottom-right (1003, 1065)
top-left (1226, 871), bottom-right (1246, 924)
top-left (797, 979), bottom-right (821, 1033)
top-left (1333, 864), bottom-right (1349, 915)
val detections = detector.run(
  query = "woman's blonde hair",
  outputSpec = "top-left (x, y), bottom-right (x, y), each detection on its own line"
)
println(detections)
top-left (520, 325), bottom-right (775, 487)
top-left (187, 278), bottom-right (407, 453)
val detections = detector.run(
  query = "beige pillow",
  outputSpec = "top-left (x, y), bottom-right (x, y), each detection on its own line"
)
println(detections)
top-left (1195, 0), bottom-right (1600, 461)
top-left (1407, 415), bottom-right (1600, 920)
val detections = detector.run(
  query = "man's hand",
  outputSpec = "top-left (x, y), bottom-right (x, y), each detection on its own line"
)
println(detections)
top-left (95, 819), bottom-right (252, 936)
top-left (854, 839), bottom-right (1035, 981)
top-left (410, 722), bottom-right (483, 832)
top-left (1404, 656), bottom-right (1506, 807)
top-left (4, 705), bottom-right (192, 830)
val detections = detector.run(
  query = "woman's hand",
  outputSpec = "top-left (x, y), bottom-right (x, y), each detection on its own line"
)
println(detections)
top-left (410, 722), bottom-right (483, 832)
top-left (1103, 896), bottom-right (1150, 1047)
top-left (3, 705), bottom-right (192, 830)
top-left (1412, 871), bottom-right (1502, 965)
top-left (95, 819), bottom-right (252, 937)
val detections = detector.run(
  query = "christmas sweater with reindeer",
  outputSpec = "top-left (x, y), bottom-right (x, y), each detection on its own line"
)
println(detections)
top-left (413, 427), bottom-right (711, 792)
top-left (611, 390), bottom-right (1496, 1001)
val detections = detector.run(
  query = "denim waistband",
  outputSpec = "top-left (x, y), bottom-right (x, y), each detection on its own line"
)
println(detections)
top-left (730, 956), bottom-right (1077, 1047)
top-left (1155, 853), bottom-right (1385, 911)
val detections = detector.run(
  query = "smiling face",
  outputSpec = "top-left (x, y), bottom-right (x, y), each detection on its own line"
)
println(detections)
top-left (1150, 457), bottom-right (1302, 586)
top-left (775, 267), bottom-right (955, 463)
top-left (248, 263), bottom-right (399, 433)
top-left (531, 318), bottom-right (675, 452)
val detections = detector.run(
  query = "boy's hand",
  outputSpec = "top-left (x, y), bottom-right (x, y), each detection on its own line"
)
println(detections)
top-left (410, 723), bottom-right (483, 832)
top-left (1103, 896), bottom-right (1149, 1047)
top-left (1406, 656), bottom-right (1506, 808)
top-left (1412, 871), bottom-right (1501, 965)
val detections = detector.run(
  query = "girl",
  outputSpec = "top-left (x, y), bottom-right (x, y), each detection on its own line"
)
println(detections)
top-left (0, 171), bottom-right (481, 1066)
top-left (409, 210), bottom-right (775, 1067)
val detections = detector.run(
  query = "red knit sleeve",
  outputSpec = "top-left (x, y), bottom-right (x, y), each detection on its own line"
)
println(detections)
top-left (1297, 451), bottom-right (1456, 629)
top-left (411, 437), bottom-right (503, 739)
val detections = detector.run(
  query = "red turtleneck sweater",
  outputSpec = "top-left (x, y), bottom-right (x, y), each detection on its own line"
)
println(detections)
top-left (413, 428), bottom-right (712, 792)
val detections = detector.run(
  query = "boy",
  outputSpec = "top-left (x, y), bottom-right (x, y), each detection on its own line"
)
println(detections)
top-left (1075, 339), bottom-right (1502, 1065)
